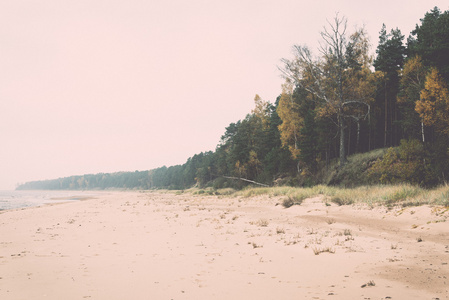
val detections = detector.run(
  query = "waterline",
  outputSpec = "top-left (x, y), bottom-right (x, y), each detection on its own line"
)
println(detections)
top-left (0, 190), bottom-right (95, 211)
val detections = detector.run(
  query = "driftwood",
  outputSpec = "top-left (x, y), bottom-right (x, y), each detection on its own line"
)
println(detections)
top-left (222, 176), bottom-right (270, 187)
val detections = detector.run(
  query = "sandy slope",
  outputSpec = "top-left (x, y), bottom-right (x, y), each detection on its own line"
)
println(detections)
top-left (0, 191), bottom-right (447, 300)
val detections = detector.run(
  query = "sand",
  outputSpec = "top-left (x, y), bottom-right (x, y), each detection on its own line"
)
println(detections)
top-left (0, 191), bottom-right (448, 300)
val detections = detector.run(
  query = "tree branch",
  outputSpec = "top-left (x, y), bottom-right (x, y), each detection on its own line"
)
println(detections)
top-left (221, 176), bottom-right (270, 187)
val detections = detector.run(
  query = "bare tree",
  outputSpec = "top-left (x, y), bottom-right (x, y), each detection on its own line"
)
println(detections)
top-left (280, 15), bottom-right (380, 166)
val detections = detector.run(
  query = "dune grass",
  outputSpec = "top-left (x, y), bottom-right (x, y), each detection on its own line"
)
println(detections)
top-left (181, 182), bottom-right (449, 208)
top-left (220, 184), bottom-right (449, 208)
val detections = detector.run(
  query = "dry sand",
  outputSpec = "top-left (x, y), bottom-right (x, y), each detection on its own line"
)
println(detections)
top-left (0, 191), bottom-right (448, 300)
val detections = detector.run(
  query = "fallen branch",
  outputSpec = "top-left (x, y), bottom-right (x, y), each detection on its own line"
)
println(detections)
top-left (222, 176), bottom-right (270, 187)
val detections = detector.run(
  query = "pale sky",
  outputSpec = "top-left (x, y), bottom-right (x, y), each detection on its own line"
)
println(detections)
top-left (1, 0), bottom-right (448, 190)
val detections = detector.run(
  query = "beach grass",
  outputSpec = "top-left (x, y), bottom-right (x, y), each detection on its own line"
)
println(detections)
top-left (187, 183), bottom-right (449, 208)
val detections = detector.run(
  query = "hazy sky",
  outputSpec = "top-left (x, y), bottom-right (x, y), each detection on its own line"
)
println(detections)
top-left (1, 1), bottom-right (448, 189)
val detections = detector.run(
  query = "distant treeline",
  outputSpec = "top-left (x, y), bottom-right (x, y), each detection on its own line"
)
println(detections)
top-left (15, 151), bottom-right (233, 190)
top-left (17, 7), bottom-right (449, 190)
top-left (16, 171), bottom-right (153, 190)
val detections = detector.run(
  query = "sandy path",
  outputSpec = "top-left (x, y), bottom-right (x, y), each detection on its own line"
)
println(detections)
top-left (0, 191), bottom-right (447, 299)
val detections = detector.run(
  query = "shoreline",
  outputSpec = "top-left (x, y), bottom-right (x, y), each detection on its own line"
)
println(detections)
top-left (0, 190), bottom-right (107, 212)
top-left (0, 191), bottom-right (447, 299)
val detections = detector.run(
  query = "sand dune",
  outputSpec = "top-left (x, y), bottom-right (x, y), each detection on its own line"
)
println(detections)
top-left (0, 191), bottom-right (447, 299)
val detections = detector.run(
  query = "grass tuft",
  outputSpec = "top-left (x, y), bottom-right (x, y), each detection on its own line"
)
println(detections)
top-left (256, 219), bottom-right (269, 227)
top-left (361, 280), bottom-right (376, 288)
top-left (312, 246), bottom-right (335, 255)
top-left (276, 227), bottom-right (285, 234)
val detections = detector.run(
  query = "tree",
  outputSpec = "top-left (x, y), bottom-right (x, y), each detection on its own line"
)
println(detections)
top-left (277, 82), bottom-right (303, 172)
top-left (252, 94), bottom-right (270, 129)
top-left (263, 97), bottom-right (297, 179)
top-left (277, 81), bottom-right (325, 174)
top-left (280, 15), bottom-right (380, 166)
top-left (415, 68), bottom-right (449, 135)
top-left (373, 24), bottom-right (406, 147)
top-left (397, 55), bottom-right (427, 141)
top-left (408, 7), bottom-right (449, 81)
top-left (404, 7), bottom-right (449, 143)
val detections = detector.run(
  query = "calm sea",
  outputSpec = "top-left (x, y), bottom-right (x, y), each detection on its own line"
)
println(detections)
top-left (0, 190), bottom-right (95, 211)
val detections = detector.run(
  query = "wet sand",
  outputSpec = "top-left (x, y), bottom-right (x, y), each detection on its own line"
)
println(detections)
top-left (0, 191), bottom-right (448, 299)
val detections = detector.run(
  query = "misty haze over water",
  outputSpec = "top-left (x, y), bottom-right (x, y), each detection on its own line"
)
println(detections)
top-left (0, 191), bottom-right (93, 211)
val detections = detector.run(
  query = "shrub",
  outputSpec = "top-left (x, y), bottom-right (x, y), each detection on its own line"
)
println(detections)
top-left (282, 194), bottom-right (306, 208)
top-left (282, 197), bottom-right (295, 208)
top-left (368, 139), bottom-right (427, 186)
top-left (326, 148), bottom-right (386, 187)
top-left (331, 196), bottom-right (354, 206)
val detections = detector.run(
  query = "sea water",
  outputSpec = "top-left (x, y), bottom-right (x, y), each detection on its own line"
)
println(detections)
top-left (0, 190), bottom-right (94, 211)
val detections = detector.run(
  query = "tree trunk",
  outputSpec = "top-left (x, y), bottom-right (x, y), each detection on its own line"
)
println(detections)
top-left (368, 113), bottom-right (372, 151)
top-left (390, 89), bottom-right (394, 146)
top-left (222, 176), bottom-right (269, 187)
top-left (384, 80), bottom-right (388, 147)
top-left (347, 123), bottom-right (351, 156)
top-left (421, 121), bottom-right (425, 143)
top-left (339, 115), bottom-right (347, 166)
top-left (394, 102), bottom-right (398, 145)
top-left (356, 120), bottom-right (361, 153)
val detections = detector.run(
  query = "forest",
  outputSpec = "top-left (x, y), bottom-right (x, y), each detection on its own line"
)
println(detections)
top-left (17, 7), bottom-right (449, 191)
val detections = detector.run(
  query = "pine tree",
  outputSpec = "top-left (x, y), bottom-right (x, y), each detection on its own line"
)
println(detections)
top-left (408, 7), bottom-right (449, 81)
top-left (373, 24), bottom-right (406, 147)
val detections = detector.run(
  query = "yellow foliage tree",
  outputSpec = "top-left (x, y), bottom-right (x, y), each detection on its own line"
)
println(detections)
top-left (398, 55), bottom-right (427, 141)
top-left (415, 68), bottom-right (449, 135)
top-left (247, 150), bottom-right (262, 178)
top-left (277, 82), bottom-right (302, 162)
top-left (398, 56), bottom-right (426, 100)
top-left (234, 160), bottom-right (246, 178)
top-left (251, 94), bottom-right (270, 129)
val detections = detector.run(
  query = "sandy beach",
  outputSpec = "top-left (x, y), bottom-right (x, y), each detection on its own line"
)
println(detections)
top-left (0, 191), bottom-right (448, 299)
